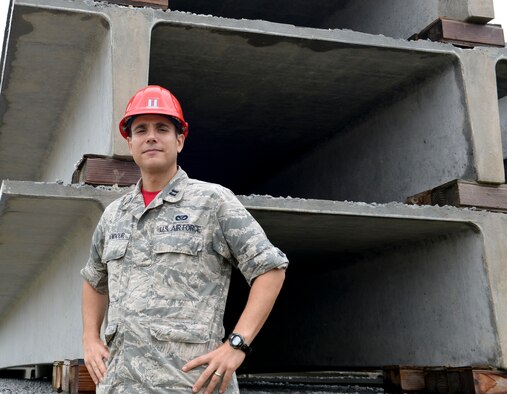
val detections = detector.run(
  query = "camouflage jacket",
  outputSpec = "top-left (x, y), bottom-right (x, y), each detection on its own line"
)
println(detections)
top-left (81, 168), bottom-right (288, 392)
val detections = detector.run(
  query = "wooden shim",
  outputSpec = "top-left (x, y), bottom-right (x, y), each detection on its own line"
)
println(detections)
top-left (410, 18), bottom-right (505, 47)
top-left (473, 370), bottom-right (507, 394)
top-left (93, 0), bottom-right (168, 10)
top-left (406, 179), bottom-right (507, 213)
top-left (72, 154), bottom-right (140, 186)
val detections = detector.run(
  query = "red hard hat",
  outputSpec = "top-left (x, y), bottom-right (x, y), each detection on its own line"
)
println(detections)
top-left (119, 85), bottom-right (189, 139)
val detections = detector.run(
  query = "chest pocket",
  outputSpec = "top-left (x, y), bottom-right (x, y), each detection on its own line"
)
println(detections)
top-left (102, 240), bottom-right (129, 303)
top-left (151, 233), bottom-right (205, 301)
top-left (153, 233), bottom-right (203, 256)
top-left (102, 240), bottom-right (129, 262)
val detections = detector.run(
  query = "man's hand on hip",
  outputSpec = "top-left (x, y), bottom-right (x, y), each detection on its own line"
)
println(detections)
top-left (182, 342), bottom-right (245, 394)
top-left (83, 335), bottom-right (110, 385)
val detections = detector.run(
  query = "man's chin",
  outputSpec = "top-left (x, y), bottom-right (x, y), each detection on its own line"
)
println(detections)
top-left (139, 161), bottom-right (176, 175)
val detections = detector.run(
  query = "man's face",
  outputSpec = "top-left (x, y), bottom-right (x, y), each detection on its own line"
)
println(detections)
top-left (127, 114), bottom-right (185, 176)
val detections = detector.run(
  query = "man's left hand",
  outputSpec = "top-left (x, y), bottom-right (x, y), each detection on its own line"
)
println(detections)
top-left (182, 342), bottom-right (245, 394)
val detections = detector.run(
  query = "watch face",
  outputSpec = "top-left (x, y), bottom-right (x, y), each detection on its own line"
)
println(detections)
top-left (231, 335), bottom-right (243, 347)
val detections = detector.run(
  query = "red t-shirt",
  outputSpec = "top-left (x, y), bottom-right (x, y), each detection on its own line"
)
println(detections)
top-left (141, 188), bottom-right (161, 206)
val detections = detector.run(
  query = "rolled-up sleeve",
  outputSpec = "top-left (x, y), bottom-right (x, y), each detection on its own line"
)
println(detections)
top-left (80, 218), bottom-right (109, 295)
top-left (214, 188), bottom-right (289, 285)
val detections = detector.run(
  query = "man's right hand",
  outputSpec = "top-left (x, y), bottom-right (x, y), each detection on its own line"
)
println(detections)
top-left (83, 335), bottom-right (110, 384)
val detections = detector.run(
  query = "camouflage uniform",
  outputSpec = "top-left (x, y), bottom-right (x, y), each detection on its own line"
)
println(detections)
top-left (81, 168), bottom-right (289, 393)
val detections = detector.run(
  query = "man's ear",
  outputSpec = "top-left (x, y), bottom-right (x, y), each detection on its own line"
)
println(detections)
top-left (177, 133), bottom-right (185, 153)
top-left (127, 136), bottom-right (133, 154)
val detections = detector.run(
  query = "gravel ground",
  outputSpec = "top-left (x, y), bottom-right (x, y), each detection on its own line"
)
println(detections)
top-left (0, 378), bottom-right (53, 394)
top-left (0, 378), bottom-right (384, 393)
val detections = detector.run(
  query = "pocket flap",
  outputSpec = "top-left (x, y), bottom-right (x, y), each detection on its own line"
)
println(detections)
top-left (102, 240), bottom-right (129, 261)
top-left (150, 321), bottom-right (209, 344)
top-left (153, 235), bottom-right (202, 256)
top-left (104, 323), bottom-right (118, 345)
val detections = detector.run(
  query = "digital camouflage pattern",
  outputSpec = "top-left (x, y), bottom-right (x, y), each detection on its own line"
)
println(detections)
top-left (81, 168), bottom-right (289, 393)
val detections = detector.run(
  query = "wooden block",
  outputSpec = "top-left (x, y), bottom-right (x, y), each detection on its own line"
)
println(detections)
top-left (406, 179), bottom-right (507, 213)
top-left (383, 366), bottom-right (402, 392)
top-left (446, 367), bottom-right (475, 394)
top-left (62, 360), bottom-right (71, 392)
top-left (473, 370), bottom-right (507, 394)
top-left (400, 368), bottom-right (426, 391)
top-left (93, 0), bottom-right (167, 10)
top-left (57, 359), bottom-right (95, 393)
top-left (410, 18), bottom-right (505, 48)
top-left (62, 359), bottom-right (79, 394)
top-left (406, 190), bottom-right (432, 205)
top-left (424, 367), bottom-right (475, 393)
top-left (383, 366), bottom-right (426, 392)
top-left (52, 361), bottom-right (63, 392)
top-left (77, 364), bottom-right (96, 393)
top-left (72, 154), bottom-right (140, 186)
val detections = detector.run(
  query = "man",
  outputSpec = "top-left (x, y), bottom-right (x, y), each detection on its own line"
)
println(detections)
top-left (81, 85), bottom-right (288, 393)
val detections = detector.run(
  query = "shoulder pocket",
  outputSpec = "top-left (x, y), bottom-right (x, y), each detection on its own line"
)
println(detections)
top-left (153, 234), bottom-right (202, 256)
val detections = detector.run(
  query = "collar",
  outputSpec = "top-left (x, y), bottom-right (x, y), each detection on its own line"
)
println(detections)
top-left (120, 167), bottom-right (189, 210)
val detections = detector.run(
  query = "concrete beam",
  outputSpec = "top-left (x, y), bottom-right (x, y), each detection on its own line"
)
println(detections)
top-left (0, 181), bottom-right (506, 369)
top-left (4, 0), bottom-right (500, 197)
top-left (232, 196), bottom-right (507, 368)
top-left (439, 0), bottom-right (495, 24)
top-left (0, 180), bottom-right (126, 368)
top-left (461, 50), bottom-right (505, 184)
top-left (108, 7), bottom-right (152, 157)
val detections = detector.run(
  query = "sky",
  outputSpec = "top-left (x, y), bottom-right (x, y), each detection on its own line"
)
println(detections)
top-left (492, 0), bottom-right (507, 26)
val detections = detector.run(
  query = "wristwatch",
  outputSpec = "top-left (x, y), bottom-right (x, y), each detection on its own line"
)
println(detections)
top-left (228, 333), bottom-right (253, 356)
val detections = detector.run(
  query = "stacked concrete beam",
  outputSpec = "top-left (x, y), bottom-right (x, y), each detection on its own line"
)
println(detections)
top-left (1, 0), bottom-right (507, 376)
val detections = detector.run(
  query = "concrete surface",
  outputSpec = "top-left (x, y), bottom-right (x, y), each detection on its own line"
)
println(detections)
top-left (257, 63), bottom-right (474, 202)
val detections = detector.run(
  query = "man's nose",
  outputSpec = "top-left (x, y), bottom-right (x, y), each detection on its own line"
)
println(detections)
top-left (146, 125), bottom-right (158, 141)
